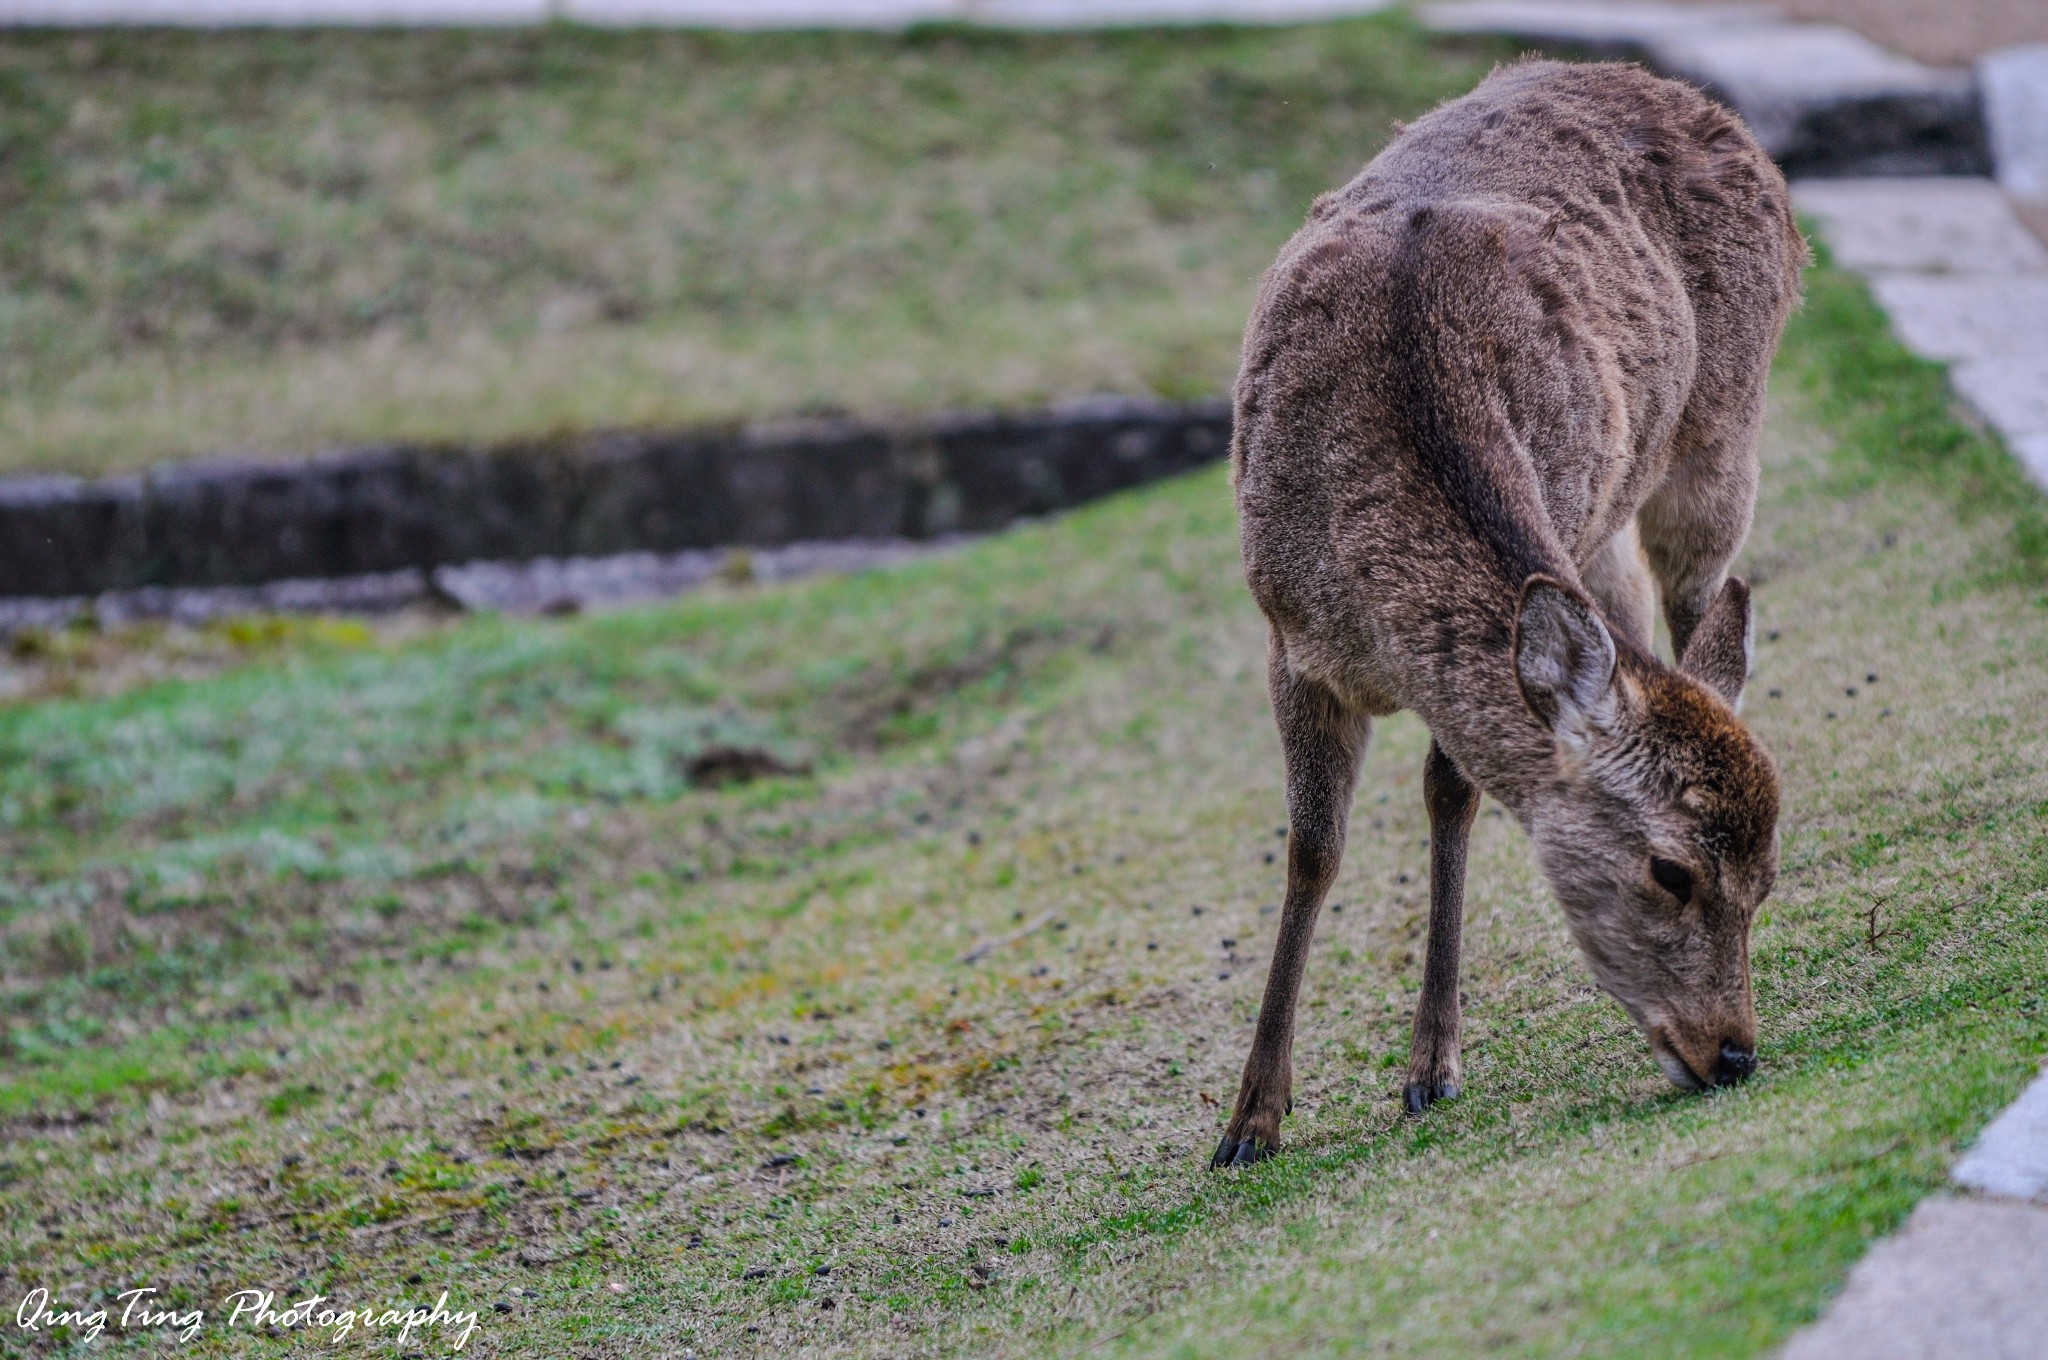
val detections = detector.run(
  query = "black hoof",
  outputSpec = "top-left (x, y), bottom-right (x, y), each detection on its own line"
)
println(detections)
top-left (1209, 1132), bottom-right (1275, 1170)
top-left (1403, 1079), bottom-right (1461, 1115)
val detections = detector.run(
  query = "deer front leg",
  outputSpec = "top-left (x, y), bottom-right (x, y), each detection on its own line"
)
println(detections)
top-left (1406, 740), bottom-right (1478, 1114)
top-left (1212, 646), bottom-right (1369, 1168)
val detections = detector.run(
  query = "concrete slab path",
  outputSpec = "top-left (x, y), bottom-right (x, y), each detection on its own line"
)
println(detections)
top-left (1785, 177), bottom-right (2048, 274)
top-left (1956, 1068), bottom-right (2048, 1201)
top-left (1421, 0), bottom-right (1989, 174)
top-left (1792, 176), bottom-right (2048, 487)
top-left (1779, 1190), bottom-right (2048, 1360)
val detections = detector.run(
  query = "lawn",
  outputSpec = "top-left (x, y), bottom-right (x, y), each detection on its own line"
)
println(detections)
top-left (0, 17), bottom-right (1503, 475)
top-left (1, 252), bottom-right (2045, 1356)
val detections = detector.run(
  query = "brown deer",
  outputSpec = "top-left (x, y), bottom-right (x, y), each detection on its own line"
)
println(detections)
top-left (1213, 59), bottom-right (1804, 1168)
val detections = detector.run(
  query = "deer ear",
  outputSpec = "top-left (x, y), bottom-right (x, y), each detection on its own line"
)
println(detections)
top-left (1679, 577), bottom-right (1753, 710)
top-left (1514, 575), bottom-right (1618, 748)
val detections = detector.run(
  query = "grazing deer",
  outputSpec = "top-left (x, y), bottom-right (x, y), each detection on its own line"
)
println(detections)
top-left (1213, 59), bottom-right (1804, 1168)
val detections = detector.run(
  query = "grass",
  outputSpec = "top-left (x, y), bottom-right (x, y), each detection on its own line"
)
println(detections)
top-left (0, 18), bottom-right (1503, 475)
top-left (1, 255), bottom-right (2044, 1357)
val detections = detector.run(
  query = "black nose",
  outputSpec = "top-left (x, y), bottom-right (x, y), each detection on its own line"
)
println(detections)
top-left (1713, 1042), bottom-right (1757, 1086)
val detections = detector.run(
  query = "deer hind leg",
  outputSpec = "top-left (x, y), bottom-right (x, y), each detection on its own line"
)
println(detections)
top-left (1211, 639), bottom-right (1370, 1169)
top-left (1406, 739), bottom-right (1479, 1113)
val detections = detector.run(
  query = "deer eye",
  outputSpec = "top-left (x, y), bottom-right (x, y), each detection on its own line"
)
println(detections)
top-left (1650, 857), bottom-right (1694, 904)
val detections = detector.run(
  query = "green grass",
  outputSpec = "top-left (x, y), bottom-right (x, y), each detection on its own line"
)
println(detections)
top-left (0, 18), bottom-right (1503, 475)
top-left (1, 258), bottom-right (2044, 1357)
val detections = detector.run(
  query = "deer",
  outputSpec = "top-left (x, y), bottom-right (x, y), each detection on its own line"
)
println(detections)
top-left (1212, 59), bottom-right (1806, 1168)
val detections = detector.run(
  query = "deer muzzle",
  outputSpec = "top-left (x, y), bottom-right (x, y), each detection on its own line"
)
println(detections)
top-left (1651, 1027), bottom-right (1757, 1091)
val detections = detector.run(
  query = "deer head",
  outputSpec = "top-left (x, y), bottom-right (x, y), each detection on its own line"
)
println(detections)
top-left (1512, 574), bottom-right (1779, 1090)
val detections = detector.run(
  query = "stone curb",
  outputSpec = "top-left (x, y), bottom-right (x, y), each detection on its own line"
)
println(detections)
top-left (1418, 1), bottom-right (1989, 177)
top-left (0, 397), bottom-right (1229, 602)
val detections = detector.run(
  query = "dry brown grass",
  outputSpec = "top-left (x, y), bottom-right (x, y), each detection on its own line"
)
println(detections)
top-left (0, 20), bottom-right (1502, 475)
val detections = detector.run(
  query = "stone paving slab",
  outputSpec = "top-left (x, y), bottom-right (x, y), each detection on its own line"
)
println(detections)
top-left (1981, 44), bottom-right (2048, 198)
top-left (1779, 1196), bottom-right (2048, 1360)
top-left (1865, 275), bottom-right (2048, 362)
top-left (1805, 189), bottom-right (2048, 473)
top-left (1791, 177), bottom-right (2048, 274)
top-left (1650, 23), bottom-right (1959, 146)
top-left (1657, 22), bottom-right (1951, 100)
top-left (1955, 1067), bottom-right (2048, 1201)
top-left (2010, 433), bottom-right (2048, 487)
top-left (1419, 1), bottom-right (1989, 176)
top-left (1659, 27), bottom-right (1982, 174)
top-left (1948, 358), bottom-right (2048, 442)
